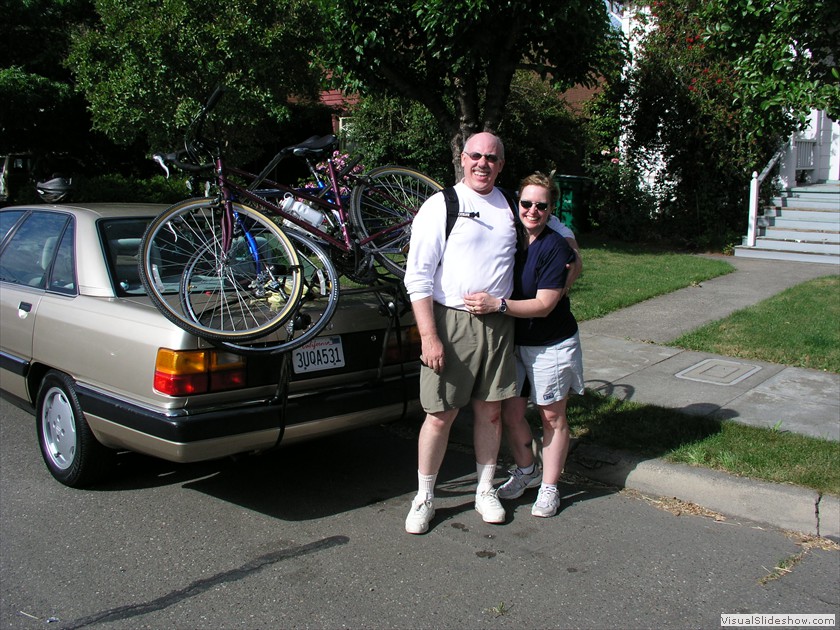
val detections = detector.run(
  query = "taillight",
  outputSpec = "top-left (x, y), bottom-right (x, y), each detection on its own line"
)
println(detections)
top-left (154, 349), bottom-right (248, 396)
top-left (383, 325), bottom-right (422, 364)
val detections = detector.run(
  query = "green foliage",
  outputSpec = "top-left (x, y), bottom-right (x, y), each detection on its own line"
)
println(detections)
top-left (316, 0), bottom-right (621, 178)
top-left (570, 0), bottom-right (838, 248)
top-left (497, 72), bottom-right (590, 190)
top-left (698, 0), bottom-right (840, 132)
top-left (1, 0), bottom-right (96, 154)
top-left (591, 0), bottom-right (786, 248)
top-left (72, 174), bottom-right (187, 203)
top-left (68, 0), bottom-right (324, 156)
top-left (344, 94), bottom-right (452, 185)
top-left (345, 72), bottom-right (592, 190)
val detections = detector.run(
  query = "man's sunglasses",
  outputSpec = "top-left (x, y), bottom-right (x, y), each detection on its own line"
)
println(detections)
top-left (463, 152), bottom-right (501, 163)
top-left (519, 200), bottom-right (549, 211)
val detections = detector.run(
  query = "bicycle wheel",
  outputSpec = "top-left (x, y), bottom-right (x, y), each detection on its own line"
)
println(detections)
top-left (213, 229), bottom-right (340, 355)
top-left (138, 197), bottom-right (303, 341)
top-left (349, 166), bottom-right (442, 278)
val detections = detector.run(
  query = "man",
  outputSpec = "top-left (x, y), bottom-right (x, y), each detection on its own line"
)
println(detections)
top-left (403, 132), bottom-right (518, 534)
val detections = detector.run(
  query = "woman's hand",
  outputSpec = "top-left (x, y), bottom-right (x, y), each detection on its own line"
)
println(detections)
top-left (463, 291), bottom-right (500, 315)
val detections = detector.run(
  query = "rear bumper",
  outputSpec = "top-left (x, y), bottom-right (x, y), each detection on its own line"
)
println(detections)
top-left (79, 372), bottom-right (419, 463)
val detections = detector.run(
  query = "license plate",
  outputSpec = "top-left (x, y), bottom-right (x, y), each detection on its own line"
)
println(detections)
top-left (292, 336), bottom-right (346, 374)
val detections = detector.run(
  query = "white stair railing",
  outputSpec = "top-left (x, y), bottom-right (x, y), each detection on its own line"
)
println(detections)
top-left (746, 146), bottom-right (786, 247)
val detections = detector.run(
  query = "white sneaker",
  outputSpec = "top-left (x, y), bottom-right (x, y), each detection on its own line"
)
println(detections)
top-left (496, 466), bottom-right (543, 500)
top-left (531, 485), bottom-right (560, 518)
top-left (405, 497), bottom-right (435, 534)
top-left (475, 489), bottom-right (506, 524)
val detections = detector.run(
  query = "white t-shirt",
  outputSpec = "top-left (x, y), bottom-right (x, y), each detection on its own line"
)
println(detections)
top-left (548, 214), bottom-right (575, 240)
top-left (404, 183), bottom-right (517, 309)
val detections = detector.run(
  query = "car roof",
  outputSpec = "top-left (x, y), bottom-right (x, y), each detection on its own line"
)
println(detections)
top-left (1, 202), bottom-right (169, 219)
top-left (2, 203), bottom-right (170, 298)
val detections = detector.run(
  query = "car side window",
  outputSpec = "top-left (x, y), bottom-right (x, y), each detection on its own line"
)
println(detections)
top-left (0, 211), bottom-right (71, 288)
top-left (48, 222), bottom-right (76, 294)
top-left (0, 210), bottom-right (26, 241)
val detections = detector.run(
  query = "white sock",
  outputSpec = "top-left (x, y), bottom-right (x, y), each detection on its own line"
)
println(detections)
top-left (518, 462), bottom-right (536, 475)
top-left (476, 462), bottom-right (497, 494)
top-left (417, 472), bottom-right (436, 502)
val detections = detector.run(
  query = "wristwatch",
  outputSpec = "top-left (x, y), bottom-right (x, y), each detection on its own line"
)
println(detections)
top-left (498, 298), bottom-right (508, 314)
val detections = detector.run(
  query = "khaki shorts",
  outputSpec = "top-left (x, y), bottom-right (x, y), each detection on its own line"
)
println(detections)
top-left (419, 303), bottom-right (516, 413)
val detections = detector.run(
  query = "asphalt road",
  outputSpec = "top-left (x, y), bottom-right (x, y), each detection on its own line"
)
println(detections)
top-left (2, 397), bottom-right (838, 629)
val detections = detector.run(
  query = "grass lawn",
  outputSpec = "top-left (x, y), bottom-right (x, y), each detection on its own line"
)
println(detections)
top-left (670, 275), bottom-right (840, 373)
top-left (532, 238), bottom-right (840, 496)
top-left (556, 391), bottom-right (840, 496)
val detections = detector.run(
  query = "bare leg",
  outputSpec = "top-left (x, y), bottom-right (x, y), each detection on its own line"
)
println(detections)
top-left (539, 398), bottom-right (570, 485)
top-left (501, 396), bottom-right (535, 468)
top-left (417, 409), bottom-right (459, 476)
top-left (471, 399), bottom-right (503, 466)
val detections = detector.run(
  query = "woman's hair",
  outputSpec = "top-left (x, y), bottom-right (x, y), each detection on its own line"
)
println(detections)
top-left (518, 172), bottom-right (559, 208)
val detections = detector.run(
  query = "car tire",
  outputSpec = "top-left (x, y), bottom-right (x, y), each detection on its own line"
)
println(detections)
top-left (36, 371), bottom-right (114, 487)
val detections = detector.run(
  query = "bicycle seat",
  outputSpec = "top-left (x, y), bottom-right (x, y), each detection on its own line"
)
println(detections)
top-left (291, 135), bottom-right (337, 158)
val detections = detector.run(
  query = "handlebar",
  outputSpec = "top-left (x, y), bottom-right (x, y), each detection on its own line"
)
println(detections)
top-left (153, 151), bottom-right (214, 177)
top-left (153, 85), bottom-right (227, 176)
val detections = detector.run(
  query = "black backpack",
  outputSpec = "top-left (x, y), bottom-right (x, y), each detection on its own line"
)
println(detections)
top-left (441, 186), bottom-right (527, 253)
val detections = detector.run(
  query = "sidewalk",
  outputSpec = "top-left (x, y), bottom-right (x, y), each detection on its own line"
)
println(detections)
top-left (573, 255), bottom-right (839, 539)
top-left (579, 254), bottom-right (839, 442)
top-left (459, 255), bottom-right (840, 539)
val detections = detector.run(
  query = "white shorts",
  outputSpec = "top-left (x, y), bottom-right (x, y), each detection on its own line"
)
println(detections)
top-left (515, 332), bottom-right (584, 405)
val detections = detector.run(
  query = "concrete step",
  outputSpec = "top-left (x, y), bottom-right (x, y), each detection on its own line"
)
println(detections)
top-left (764, 227), bottom-right (840, 243)
top-left (765, 207), bottom-right (840, 221)
top-left (733, 245), bottom-right (840, 265)
top-left (750, 237), bottom-right (840, 255)
top-left (769, 217), bottom-right (840, 231)
top-left (740, 183), bottom-right (839, 264)
top-left (776, 184), bottom-right (840, 210)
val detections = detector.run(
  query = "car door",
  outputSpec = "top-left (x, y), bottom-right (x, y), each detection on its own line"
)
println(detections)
top-left (0, 209), bottom-right (73, 400)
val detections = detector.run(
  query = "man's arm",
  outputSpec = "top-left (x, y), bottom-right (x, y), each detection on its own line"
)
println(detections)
top-left (411, 296), bottom-right (445, 374)
top-left (564, 236), bottom-right (582, 294)
top-left (547, 215), bottom-right (582, 295)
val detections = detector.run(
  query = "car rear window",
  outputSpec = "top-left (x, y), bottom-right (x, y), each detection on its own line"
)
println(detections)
top-left (99, 218), bottom-right (152, 296)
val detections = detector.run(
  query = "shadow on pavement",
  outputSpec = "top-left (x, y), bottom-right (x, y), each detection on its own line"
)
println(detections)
top-left (88, 418), bottom-right (617, 523)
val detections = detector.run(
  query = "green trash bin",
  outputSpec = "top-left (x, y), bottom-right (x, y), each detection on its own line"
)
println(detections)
top-left (553, 174), bottom-right (594, 233)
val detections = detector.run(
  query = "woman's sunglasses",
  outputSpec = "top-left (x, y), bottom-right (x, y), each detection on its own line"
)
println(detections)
top-left (519, 200), bottom-right (549, 211)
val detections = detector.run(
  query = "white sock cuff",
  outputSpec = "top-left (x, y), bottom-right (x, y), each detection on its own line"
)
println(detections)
top-left (418, 471), bottom-right (436, 500)
top-left (476, 462), bottom-right (496, 492)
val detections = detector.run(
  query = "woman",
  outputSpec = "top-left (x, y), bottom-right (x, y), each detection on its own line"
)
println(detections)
top-left (464, 172), bottom-right (583, 518)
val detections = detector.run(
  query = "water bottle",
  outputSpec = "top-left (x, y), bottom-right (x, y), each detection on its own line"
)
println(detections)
top-left (280, 194), bottom-right (325, 227)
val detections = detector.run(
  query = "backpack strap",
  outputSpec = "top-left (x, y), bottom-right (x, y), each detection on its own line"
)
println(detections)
top-left (442, 186), bottom-right (460, 240)
top-left (442, 185), bottom-right (526, 253)
top-left (499, 187), bottom-right (528, 254)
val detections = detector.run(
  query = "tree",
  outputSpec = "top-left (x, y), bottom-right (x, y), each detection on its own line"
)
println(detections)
top-left (68, 0), bottom-right (324, 158)
top-left (605, 0), bottom-right (814, 247)
top-left (699, 0), bottom-right (840, 138)
top-left (344, 71), bottom-right (588, 188)
top-left (316, 0), bottom-right (620, 178)
top-left (1, 0), bottom-right (96, 156)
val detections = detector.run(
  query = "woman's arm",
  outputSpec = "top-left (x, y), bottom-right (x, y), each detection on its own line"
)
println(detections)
top-left (463, 288), bottom-right (563, 318)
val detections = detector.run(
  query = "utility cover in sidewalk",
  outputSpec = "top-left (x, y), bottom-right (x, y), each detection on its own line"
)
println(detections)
top-left (675, 358), bottom-right (761, 386)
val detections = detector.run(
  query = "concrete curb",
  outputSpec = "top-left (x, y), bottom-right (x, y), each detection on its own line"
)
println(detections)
top-left (566, 442), bottom-right (840, 541)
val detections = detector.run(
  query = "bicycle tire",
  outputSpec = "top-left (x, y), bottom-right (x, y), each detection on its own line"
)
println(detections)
top-left (212, 229), bottom-right (340, 355)
top-left (138, 197), bottom-right (304, 341)
top-left (349, 166), bottom-right (443, 278)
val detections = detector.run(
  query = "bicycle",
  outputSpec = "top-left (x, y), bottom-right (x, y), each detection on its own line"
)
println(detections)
top-left (138, 86), bottom-right (441, 355)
